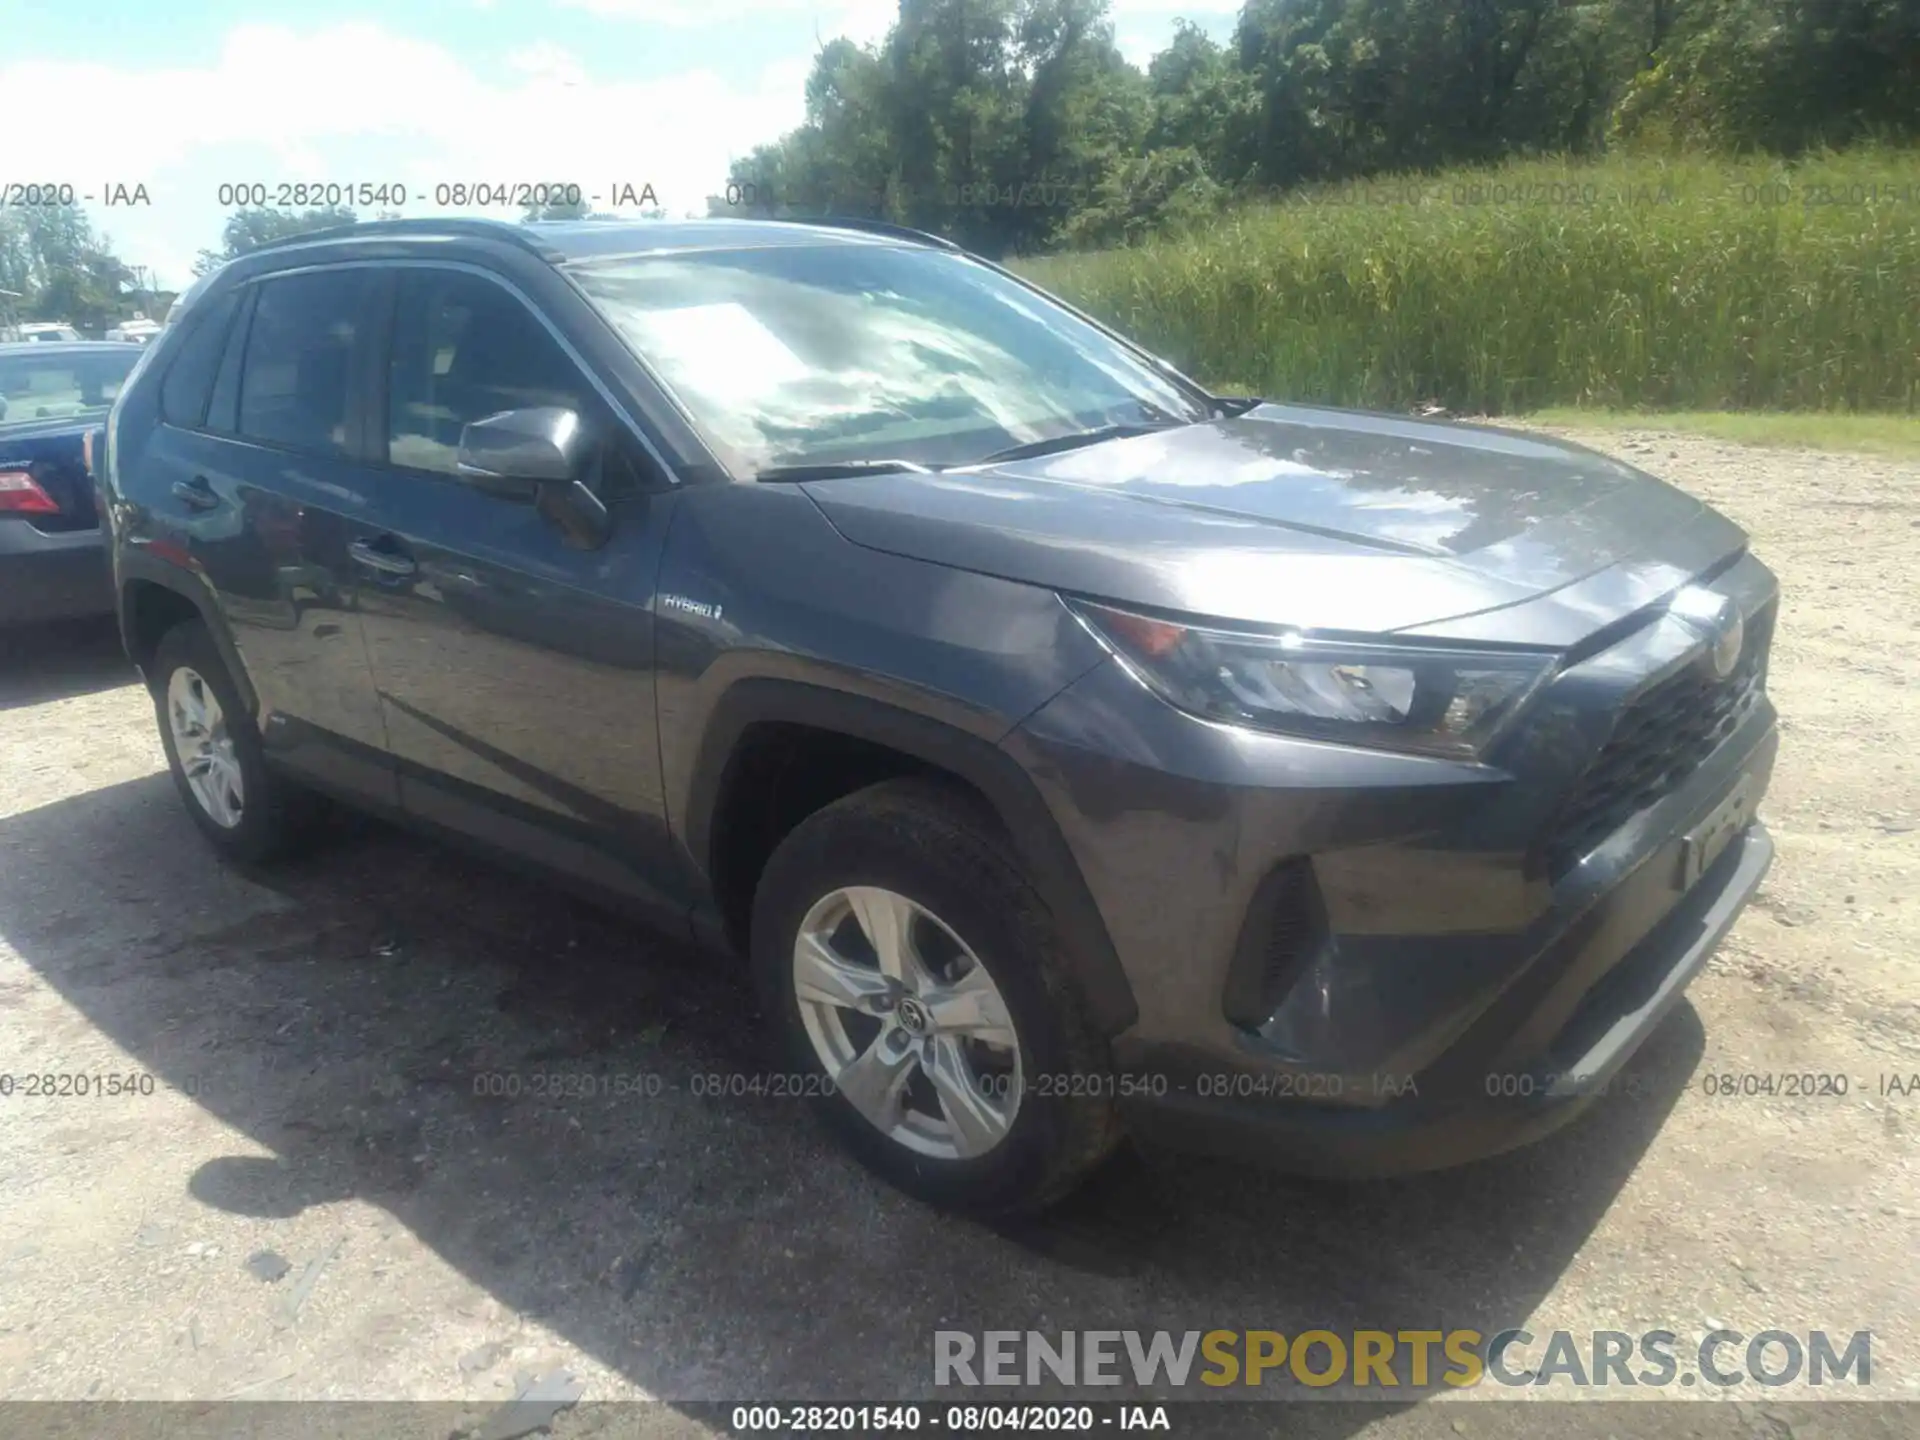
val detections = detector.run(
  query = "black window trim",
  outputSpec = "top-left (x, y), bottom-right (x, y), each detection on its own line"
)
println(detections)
top-left (255, 256), bottom-right (686, 490)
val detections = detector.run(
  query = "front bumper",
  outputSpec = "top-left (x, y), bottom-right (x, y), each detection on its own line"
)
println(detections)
top-left (1003, 553), bottom-right (1780, 1176)
top-left (0, 524), bottom-right (110, 626)
top-left (1117, 819), bottom-right (1770, 1176)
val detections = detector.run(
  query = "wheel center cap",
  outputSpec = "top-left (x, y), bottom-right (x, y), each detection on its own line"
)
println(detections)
top-left (895, 996), bottom-right (931, 1035)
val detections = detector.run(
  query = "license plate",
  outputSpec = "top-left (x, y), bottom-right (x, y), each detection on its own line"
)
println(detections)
top-left (1677, 773), bottom-right (1755, 890)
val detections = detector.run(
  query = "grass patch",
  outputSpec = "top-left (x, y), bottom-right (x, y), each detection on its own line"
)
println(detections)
top-left (1522, 408), bottom-right (1920, 458)
top-left (1018, 148), bottom-right (1920, 416)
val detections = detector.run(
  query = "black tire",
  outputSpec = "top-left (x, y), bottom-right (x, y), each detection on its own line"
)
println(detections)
top-left (150, 620), bottom-right (315, 865)
top-left (751, 777), bottom-right (1122, 1215)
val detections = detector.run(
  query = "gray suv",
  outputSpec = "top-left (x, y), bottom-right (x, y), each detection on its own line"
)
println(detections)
top-left (101, 217), bottom-right (1777, 1213)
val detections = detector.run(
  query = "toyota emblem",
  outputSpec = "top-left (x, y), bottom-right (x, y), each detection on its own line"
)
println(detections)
top-left (1669, 586), bottom-right (1745, 680)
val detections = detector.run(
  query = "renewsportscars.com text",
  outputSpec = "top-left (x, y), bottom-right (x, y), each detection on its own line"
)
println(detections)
top-left (933, 1328), bottom-right (1872, 1391)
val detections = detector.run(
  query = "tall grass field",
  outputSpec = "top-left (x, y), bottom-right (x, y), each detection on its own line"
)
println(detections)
top-left (1016, 150), bottom-right (1920, 415)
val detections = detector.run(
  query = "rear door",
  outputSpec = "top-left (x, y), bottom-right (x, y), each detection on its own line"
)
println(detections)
top-left (141, 265), bottom-right (395, 807)
top-left (352, 263), bottom-right (688, 929)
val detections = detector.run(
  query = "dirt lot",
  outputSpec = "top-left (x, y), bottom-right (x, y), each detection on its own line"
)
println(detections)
top-left (1, 426), bottom-right (1917, 1438)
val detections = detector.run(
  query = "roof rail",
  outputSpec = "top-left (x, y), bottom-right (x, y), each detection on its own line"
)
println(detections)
top-left (767, 215), bottom-right (962, 252)
top-left (243, 216), bottom-right (563, 261)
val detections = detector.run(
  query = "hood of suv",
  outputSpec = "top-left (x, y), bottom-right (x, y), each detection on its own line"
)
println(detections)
top-left (801, 403), bottom-right (1748, 645)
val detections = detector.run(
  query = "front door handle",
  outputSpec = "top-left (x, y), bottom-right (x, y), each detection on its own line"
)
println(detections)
top-left (170, 476), bottom-right (218, 511)
top-left (347, 536), bottom-right (417, 578)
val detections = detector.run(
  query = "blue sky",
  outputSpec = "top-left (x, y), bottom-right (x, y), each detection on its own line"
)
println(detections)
top-left (6, 0), bottom-right (1239, 296)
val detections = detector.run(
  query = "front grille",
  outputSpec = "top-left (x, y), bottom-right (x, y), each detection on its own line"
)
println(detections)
top-left (1542, 602), bottom-right (1774, 880)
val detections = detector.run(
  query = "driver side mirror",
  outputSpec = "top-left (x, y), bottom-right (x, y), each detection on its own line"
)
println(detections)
top-left (455, 406), bottom-right (612, 550)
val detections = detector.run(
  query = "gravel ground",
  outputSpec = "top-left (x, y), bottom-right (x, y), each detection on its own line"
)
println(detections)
top-left (1, 426), bottom-right (1916, 1438)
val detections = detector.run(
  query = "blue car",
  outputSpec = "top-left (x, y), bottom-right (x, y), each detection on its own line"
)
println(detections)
top-left (0, 340), bottom-right (147, 626)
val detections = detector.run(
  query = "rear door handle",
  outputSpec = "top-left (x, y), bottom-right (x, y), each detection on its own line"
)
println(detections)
top-left (170, 476), bottom-right (218, 511)
top-left (347, 536), bottom-right (417, 578)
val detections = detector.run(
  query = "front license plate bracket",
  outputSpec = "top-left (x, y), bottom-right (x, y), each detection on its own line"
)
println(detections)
top-left (1677, 773), bottom-right (1755, 891)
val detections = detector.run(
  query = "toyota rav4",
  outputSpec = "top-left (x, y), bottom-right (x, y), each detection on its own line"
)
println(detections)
top-left (100, 217), bottom-right (1777, 1213)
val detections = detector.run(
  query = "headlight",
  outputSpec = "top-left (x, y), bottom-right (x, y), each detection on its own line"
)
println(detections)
top-left (1068, 599), bottom-right (1558, 759)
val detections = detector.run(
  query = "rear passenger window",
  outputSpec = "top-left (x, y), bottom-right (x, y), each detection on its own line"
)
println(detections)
top-left (159, 290), bottom-right (240, 428)
top-left (238, 271), bottom-right (373, 456)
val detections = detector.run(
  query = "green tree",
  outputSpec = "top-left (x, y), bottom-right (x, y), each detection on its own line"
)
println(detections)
top-left (714, 0), bottom-right (1920, 257)
top-left (523, 196), bottom-right (595, 221)
top-left (1613, 0), bottom-right (1920, 151)
top-left (1147, 23), bottom-right (1261, 184)
top-left (0, 206), bottom-right (134, 330)
top-left (192, 205), bottom-right (358, 277)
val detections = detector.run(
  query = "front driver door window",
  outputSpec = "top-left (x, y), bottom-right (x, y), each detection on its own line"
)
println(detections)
top-left (386, 268), bottom-right (643, 497)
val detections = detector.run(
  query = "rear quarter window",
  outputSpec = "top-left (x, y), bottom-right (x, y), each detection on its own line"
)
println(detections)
top-left (159, 290), bottom-right (242, 428)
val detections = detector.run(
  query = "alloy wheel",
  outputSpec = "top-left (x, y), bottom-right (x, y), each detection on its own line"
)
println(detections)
top-left (167, 666), bottom-right (245, 829)
top-left (793, 885), bottom-right (1023, 1159)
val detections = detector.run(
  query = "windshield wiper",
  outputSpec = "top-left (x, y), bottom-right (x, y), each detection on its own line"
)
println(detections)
top-left (752, 417), bottom-right (1199, 482)
top-left (959, 420), bottom-right (1191, 469)
top-left (753, 458), bottom-right (934, 483)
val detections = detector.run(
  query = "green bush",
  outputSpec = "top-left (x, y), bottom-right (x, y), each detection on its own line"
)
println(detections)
top-left (1017, 149), bottom-right (1920, 414)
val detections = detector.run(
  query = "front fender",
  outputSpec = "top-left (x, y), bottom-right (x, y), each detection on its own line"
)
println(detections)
top-left (682, 676), bottom-right (1138, 1037)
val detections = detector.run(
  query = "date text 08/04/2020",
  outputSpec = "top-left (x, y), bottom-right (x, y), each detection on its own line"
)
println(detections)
top-left (727, 1406), bottom-right (1170, 1432)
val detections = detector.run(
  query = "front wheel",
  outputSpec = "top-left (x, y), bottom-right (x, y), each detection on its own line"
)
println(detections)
top-left (750, 779), bottom-right (1121, 1214)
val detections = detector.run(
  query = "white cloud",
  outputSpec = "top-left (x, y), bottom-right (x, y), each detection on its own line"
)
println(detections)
top-left (506, 41), bottom-right (594, 87)
top-left (0, 22), bottom-right (816, 289)
top-left (5, 7), bottom-right (1240, 293)
top-left (559, 0), bottom-right (897, 43)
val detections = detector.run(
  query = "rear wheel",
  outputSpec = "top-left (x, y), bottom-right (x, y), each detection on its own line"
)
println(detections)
top-left (151, 620), bottom-right (314, 864)
top-left (751, 778), bottom-right (1121, 1214)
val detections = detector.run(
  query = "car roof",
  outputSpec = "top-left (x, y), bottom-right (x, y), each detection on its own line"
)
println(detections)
top-left (240, 215), bottom-right (959, 267)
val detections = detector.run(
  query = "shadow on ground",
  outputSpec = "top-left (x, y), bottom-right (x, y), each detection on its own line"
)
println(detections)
top-left (0, 616), bottom-right (137, 712)
top-left (0, 762), bottom-right (1705, 1427)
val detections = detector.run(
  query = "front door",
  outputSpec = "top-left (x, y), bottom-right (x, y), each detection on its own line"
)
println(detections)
top-left (350, 265), bottom-right (687, 928)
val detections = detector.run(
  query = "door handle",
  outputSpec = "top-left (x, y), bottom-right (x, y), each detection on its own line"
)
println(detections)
top-left (170, 476), bottom-right (218, 511)
top-left (347, 536), bottom-right (417, 578)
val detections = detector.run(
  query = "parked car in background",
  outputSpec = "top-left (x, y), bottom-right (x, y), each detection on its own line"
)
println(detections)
top-left (18, 322), bottom-right (84, 343)
top-left (101, 217), bottom-right (1777, 1214)
top-left (0, 340), bottom-right (147, 625)
top-left (106, 317), bottom-right (163, 345)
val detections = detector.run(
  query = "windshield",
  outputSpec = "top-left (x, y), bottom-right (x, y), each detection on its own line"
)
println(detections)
top-left (0, 348), bottom-right (139, 425)
top-left (570, 243), bottom-right (1208, 476)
